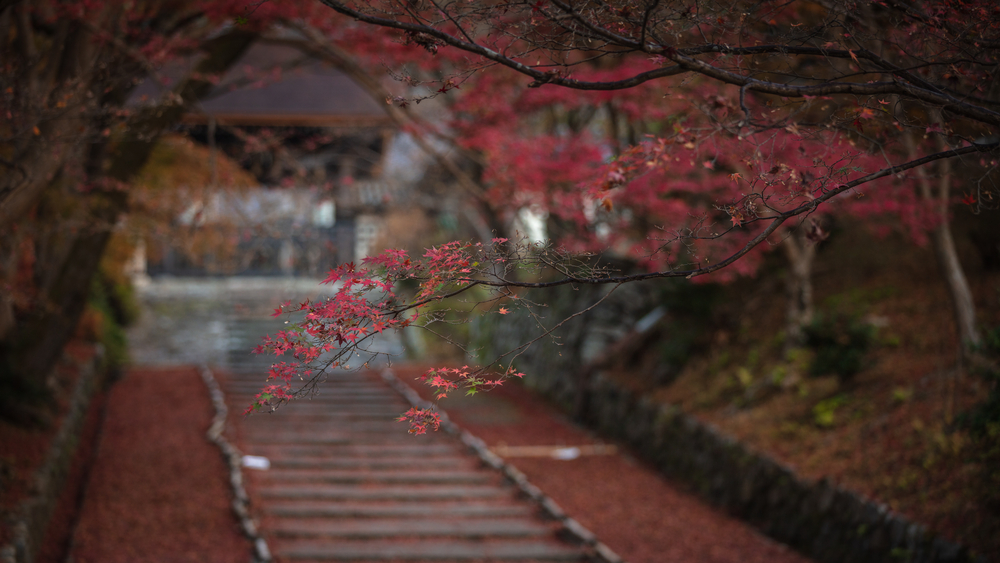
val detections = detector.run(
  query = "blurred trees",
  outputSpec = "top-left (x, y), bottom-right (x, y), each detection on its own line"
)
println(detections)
top-left (314, 0), bottom-right (999, 361)
top-left (4, 0), bottom-right (1000, 422)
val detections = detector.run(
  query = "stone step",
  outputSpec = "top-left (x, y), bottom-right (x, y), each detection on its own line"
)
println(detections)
top-left (243, 409), bottom-right (409, 419)
top-left (242, 435), bottom-right (352, 446)
top-left (242, 435), bottom-right (447, 446)
top-left (224, 368), bottom-right (590, 563)
top-left (271, 457), bottom-right (473, 470)
top-left (224, 374), bottom-right (382, 384)
top-left (242, 401), bottom-right (399, 411)
top-left (246, 444), bottom-right (462, 457)
top-left (275, 540), bottom-right (584, 561)
top-left (244, 428), bottom-right (415, 441)
top-left (242, 415), bottom-right (402, 424)
top-left (265, 502), bottom-right (532, 519)
top-left (237, 400), bottom-right (409, 410)
top-left (224, 381), bottom-right (387, 390)
top-left (270, 518), bottom-right (551, 539)
top-left (226, 381), bottom-right (390, 391)
top-left (259, 469), bottom-right (491, 484)
top-left (231, 397), bottom-right (405, 407)
top-left (239, 412), bottom-right (407, 421)
top-left (245, 422), bottom-right (413, 434)
top-left (259, 485), bottom-right (509, 501)
top-left (239, 406), bottom-right (409, 416)
top-left (227, 390), bottom-right (398, 400)
top-left (233, 398), bottom-right (403, 409)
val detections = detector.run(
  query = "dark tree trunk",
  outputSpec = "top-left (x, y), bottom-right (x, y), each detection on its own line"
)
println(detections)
top-left (0, 29), bottom-right (256, 420)
top-left (782, 229), bottom-right (817, 350)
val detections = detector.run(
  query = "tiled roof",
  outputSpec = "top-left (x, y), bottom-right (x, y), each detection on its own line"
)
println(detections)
top-left (131, 40), bottom-right (391, 127)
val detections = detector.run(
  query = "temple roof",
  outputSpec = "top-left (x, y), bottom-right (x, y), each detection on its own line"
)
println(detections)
top-left (131, 39), bottom-right (391, 128)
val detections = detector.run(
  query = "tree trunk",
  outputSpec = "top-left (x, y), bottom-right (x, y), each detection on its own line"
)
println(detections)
top-left (0, 29), bottom-right (257, 416)
top-left (924, 160), bottom-right (983, 355)
top-left (909, 127), bottom-right (983, 357)
top-left (782, 229), bottom-right (817, 350)
top-left (8, 192), bottom-right (123, 379)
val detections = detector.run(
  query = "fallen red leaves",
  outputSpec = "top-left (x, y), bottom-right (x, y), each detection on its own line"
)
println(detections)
top-left (69, 367), bottom-right (250, 563)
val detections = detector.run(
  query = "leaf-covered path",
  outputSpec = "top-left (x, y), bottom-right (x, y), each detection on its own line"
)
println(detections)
top-left (68, 367), bottom-right (251, 563)
top-left (222, 366), bottom-right (595, 562)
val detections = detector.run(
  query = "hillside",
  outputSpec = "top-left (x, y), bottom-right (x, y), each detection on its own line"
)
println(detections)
top-left (611, 216), bottom-right (1000, 558)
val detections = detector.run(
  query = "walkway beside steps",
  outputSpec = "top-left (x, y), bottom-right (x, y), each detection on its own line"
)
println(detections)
top-left (221, 368), bottom-right (613, 563)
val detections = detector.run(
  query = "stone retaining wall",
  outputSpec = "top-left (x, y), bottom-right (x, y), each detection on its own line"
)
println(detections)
top-left (582, 372), bottom-right (982, 563)
top-left (1, 348), bottom-right (105, 563)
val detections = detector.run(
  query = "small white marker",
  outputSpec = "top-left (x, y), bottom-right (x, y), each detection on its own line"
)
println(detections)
top-left (551, 447), bottom-right (581, 460)
top-left (241, 455), bottom-right (271, 470)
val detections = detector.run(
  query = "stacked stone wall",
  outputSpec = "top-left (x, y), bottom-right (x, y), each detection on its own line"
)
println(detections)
top-left (1, 349), bottom-right (106, 563)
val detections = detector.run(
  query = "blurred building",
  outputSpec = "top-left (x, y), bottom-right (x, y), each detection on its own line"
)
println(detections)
top-left (131, 35), bottom-right (408, 277)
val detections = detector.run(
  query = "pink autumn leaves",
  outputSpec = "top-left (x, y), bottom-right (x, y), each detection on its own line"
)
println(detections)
top-left (402, 366), bottom-right (524, 435)
top-left (248, 239), bottom-right (523, 434)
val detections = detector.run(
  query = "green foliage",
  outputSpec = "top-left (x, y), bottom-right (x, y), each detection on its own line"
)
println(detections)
top-left (962, 325), bottom-right (1000, 434)
top-left (804, 313), bottom-right (875, 381)
top-left (660, 281), bottom-right (722, 315)
top-left (974, 421), bottom-right (1000, 506)
top-left (890, 547), bottom-right (913, 560)
top-left (656, 281), bottom-right (721, 375)
top-left (823, 285), bottom-right (899, 310)
top-left (87, 276), bottom-right (130, 373)
top-left (812, 393), bottom-right (849, 427)
top-left (736, 366), bottom-right (753, 388)
top-left (108, 278), bottom-right (141, 327)
top-left (960, 324), bottom-right (1000, 505)
top-left (658, 323), bottom-right (705, 370)
top-left (892, 387), bottom-right (913, 404)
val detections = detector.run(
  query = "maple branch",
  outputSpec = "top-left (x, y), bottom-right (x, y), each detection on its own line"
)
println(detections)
top-left (386, 281), bottom-right (486, 318)
top-left (668, 53), bottom-right (1000, 128)
top-left (428, 0), bottom-right (476, 45)
top-left (438, 140), bottom-right (1000, 290)
top-left (639, 0), bottom-right (662, 49)
top-left (548, 0), bottom-right (646, 50)
top-left (317, 1), bottom-right (1000, 127)
top-left (316, 0), bottom-right (690, 89)
top-left (492, 283), bottom-right (623, 373)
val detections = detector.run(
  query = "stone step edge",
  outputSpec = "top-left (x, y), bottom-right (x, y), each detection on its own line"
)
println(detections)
top-left (379, 368), bottom-right (625, 563)
top-left (200, 365), bottom-right (273, 563)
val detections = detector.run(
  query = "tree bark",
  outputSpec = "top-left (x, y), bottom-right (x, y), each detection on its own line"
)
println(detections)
top-left (0, 28), bottom-right (257, 408)
top-left (782, 229), bottom-right (817, 350)
top-left (923, 159), bottom-right (983, 354)
top-left (907, 125), bottom-right (983, 356)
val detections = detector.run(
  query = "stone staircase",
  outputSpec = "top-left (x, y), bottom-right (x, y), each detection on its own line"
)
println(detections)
top-left (221, 368), bottom-right (599, 563)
